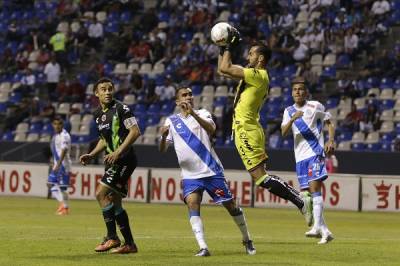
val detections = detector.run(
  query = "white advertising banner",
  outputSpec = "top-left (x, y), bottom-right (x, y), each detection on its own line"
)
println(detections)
top-left (69, 166), bottom-right (148, 202)
top-left (0, 162), bottom-right (48, 196)
top-left (149, 169), bottom-right (253, 206)
top-left (361, 175), bottom-right (400, 212)
top-left (254, 172), bottom-right (360, 211)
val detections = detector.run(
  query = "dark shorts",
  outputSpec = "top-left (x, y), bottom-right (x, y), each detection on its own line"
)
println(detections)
top-left (100, 154), bottom-right (137, 198)
top-left (182, 176), bottom-right (233, 204)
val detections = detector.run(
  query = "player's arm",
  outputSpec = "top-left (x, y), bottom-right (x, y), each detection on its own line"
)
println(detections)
top-left (324, 119), bottom-right (336, 155)
top-left (53, 148), bottom-right (67, 171)
top-left (191, 110), bottom-right (216, 136)
top-left (281, 111), bottom-right (304, 137)
top-left (217, 54), bottom-right (241, 80)
top-left (218, 50), bottom-right (244, 79)
top-left (79, 138), bottom-right (106, 165)
top-left (159, 126), bottom-right (170, 153)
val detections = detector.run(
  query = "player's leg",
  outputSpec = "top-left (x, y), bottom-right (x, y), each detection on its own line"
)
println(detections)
top-left (234, 125), bottom-right (306, 211)
top-left (57, 171), bottom-right (70, 215)
top-left (309, 180), bottom-right (333, 244)
top-left (110, 193), bottom-right (138, 254)
top-left (222, 199), bottom-right (256, 255)
top-left (186, 192), bottom-right (210, 256)
top-left (94, 184), bottom-right (120, 252)
top-left (183, 178), bottom-right (210, 256)
top-left (253, 165), bottom-right (305, 210)
top-left (47, 171), bottom-right (63, 213)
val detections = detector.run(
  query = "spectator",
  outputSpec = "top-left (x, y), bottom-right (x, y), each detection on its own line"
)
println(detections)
top-left (44, 56), bottom-right (61, 100)
top-left (342, 103), bottom-right (363, 132)
top-left (88, 17), bottom-right (104, 53)
top-left (155, 75), bottom-right (176, 103)
top-left (344, 28), bottom-right (359, 58)
top-left (49, 30), bottom-right (68, 71)
top-left (371, 0), bottom-right (390, 17)
top-left (19, 68), bottom-right (36, 97)
top-left (274, 9), bottom-right (294, 30)
top-left (292, 40), bottom-right (309, 63)
top-left (129, 69), bottom-right (143, 95)
top-left (360, 103), bottom-right (381, 133)
top-left (392, 137), bottom-right (400, 152)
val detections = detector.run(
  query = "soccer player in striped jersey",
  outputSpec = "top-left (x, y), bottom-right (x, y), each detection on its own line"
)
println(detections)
top-left (281, 77), bottom-right (335, 244)
top-left (79, 78), bottom-right (141, 253)
top-left (159, 87), bottom-right (256, 257)
top-left (47, 116), bottom-right (72, 215)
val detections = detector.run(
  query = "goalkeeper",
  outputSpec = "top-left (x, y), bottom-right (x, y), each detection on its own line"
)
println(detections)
top-left (217, 27), bottom-right (313, 225)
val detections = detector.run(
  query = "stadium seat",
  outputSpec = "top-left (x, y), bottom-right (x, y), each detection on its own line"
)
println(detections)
top-left (351, 132), bottom-right (365, 143)
top-left (310, 65), bottom-right (322, 76)
top-left (326, 98), bottom-right (339, 109)
top-left (380, 77), bottom-right (393, 89)
top-left (380, 99), bottom-right (395, 111)
top-left (393, 111), bottom-right (400, 122)
top-left (123, 94), bottom-right (136, 106)
top-left (327, 108), bottom-right (338, 119)
top-left (213, 106), bottom-right (224, 118)
top-left (380, 121), bottom-right (394, 133)
top-left (323, 53), bottom-right (336, 67)
top-left (351, 143), bottom-right (365, 151)
top-left (15, 122), bottom-right (29, 134)
top-left (201, 85), bottom-right (214, 97)
top-left (113, 63), bottom-right (127, 75)
top-left (144, 125), bottom-right (157, 137)
top-left (126, 63), bottom-right (139, 74)
top-left (365, 132), bottom-right (379, 144)
top-left (310, 54), bottom-right (323, 66)
top-left (337, 141), bottom-right (351, 151)
top-left (338, 131), bottom-right (353, 142)
top-left (381, 132), bottom-right (395, 143)
top-left (215, 85), bottom-right (228, 97)
top-left (380, 142), bottom-right (392, 152)
top-left (380, 89), bottom-right (393, 100)
top-left (57, 103), bottom-right (70, 115)
top-left (14, 133), bottom-right (26, 142)
top-left (1, 131), bottom-right (13, 141)
top-left (96, 11), bottom-right (107, 23)
top-left (366, 142), bottom-right (381, 151)
top-left (147, 104), bottom-right (160, 115)
top-left (81, 114), bottom-right (94, 125)
top-left (269, 86), bottom-right (282, 97)
top-left (321, 66), bottom-right (336, 79)
top-left (26, 133), bottom-right (39, 142)
top-left (354, 97), bottom-right (366, 110)
top-left (142, 136), bottom-right (156, 145)
top-left (381, 110), bottom-right (394, 121)
top-left (139, 63), bottom-right (152, 75)
top-left (192, 96), bottom-right (201, 108)
top-left (296, 10), bottom-right (308, 23)
top-left (281, 138), bottom-right (294, 149)
top-left (152, 63), bottom-right (165, 76)
top-left (0, 82), bottom-right (11, 93)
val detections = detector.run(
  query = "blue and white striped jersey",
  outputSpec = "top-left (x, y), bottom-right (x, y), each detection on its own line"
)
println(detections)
top-left (164, 109), bottom-right (224, 179)
top-left (281, 100), bottom-right (331, 163)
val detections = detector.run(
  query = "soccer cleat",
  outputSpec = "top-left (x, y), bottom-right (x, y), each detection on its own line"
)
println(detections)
top-left (301, 192), bottom-right (313, 227)
top-left (94, 237), bottom-right (121, 252)
top-left (305, 228), bottom-right (322, 238)
top-left (242, 240), bottom-right (256, 255)
top-left (57, 207), bottom-right (69, 215)
top-left (110, 243), bottom-right (138, 254)
top-left (194, 248), bottom-right (211, 257)
top-left (56, 203), bottom-right (64, 213)
top-left (318, 232), bottom-right (334, 244)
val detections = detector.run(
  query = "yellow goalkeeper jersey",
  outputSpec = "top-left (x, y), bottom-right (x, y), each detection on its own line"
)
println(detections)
top-left (233, 67), bottom-right (269, 128)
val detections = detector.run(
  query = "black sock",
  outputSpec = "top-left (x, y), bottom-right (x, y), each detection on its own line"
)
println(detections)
top-left (259, 175), bottom-right (304, 210)
top-left (115, 209), bottom-right (134, 245)
top-left (102, 203), bottom-right (117, 239)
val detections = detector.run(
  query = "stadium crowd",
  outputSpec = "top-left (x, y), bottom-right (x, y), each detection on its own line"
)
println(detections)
top-left (0, 0), bottom-right (399, 152)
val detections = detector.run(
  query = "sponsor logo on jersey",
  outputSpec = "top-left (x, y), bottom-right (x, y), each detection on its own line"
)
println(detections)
top-left (99, 123), bottom-right (110, 130)
top-left (101, 114), bottom-right (106, 122)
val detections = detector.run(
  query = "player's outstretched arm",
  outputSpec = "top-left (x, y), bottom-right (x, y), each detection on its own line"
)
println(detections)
top-left (79, 138), bottom-right (106, 165)
top-left (218, 51), bottom-right (244, 79)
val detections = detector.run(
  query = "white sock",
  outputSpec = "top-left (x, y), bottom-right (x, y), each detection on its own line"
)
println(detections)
top-left (312, 195), bottom-right (329, 232)
top-left (61, 190), bottom-right (69, 208)
top-left (232, 208), bottom-right (250, 242)
top-left (189, 216), bottom-right (208, 249)
top-left (50, 185), bottom-right (63, 202)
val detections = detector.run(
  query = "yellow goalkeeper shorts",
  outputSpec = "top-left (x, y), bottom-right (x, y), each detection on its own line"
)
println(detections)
top-left (233, 122), bottom-right (268, 171)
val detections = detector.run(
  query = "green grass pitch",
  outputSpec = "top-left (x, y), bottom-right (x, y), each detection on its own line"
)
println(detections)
top-left (1, 196), bottom-right (399, 266)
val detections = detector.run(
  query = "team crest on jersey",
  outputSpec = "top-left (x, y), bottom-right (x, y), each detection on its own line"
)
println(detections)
top-left (308, 167), bottom-right (313, 177)
top-left (305, 109), bottom-right (313, 117)
top-left (101, 114), bottom-right (106, 121)
top-left (214, 189), bottom-right (225, 197)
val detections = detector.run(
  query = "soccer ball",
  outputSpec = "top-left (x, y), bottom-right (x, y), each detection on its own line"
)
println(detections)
top-left (211, 22), bottom-right (232, 46)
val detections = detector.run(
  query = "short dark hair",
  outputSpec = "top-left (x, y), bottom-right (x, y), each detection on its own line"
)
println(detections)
top-left (52, 115), bottom-right (64, 123)
top-left (254, 43), bottom-right (271, 63)
top-left (94, 77), bottom-right (114, 92)
top-left (291, 76), bottom-right (306, 85)
top-left (175, 86), bottom-right (190, 100)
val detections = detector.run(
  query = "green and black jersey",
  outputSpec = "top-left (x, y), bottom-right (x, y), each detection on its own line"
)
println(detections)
top-left (93, 99), bottom-right (138, 161)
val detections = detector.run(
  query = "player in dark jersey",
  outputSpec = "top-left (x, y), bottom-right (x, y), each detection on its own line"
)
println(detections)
top-left (79, 78), bottom-right (141, 254)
